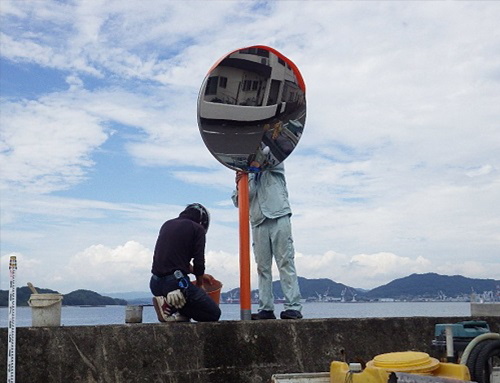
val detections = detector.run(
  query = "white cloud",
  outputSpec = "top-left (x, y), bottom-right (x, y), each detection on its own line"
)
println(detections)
top-left (466, 165), bottom-right (494, 178)
top-left (294, 251), bottom-right (349, 279)
top-left (351, 252), bottom-right (430, 277)
top-left (0, 96), bottom-right (109, 193)
top-left (294, 251), bottom-right (431, 290)
top-left (62, 241), bottom-right (152, 293)
top-left (434, 261), bottom-right (500, 281)
top-left (205, 250), bottom-right (246, 292)
top-left (0, 0), bottom-right (267, 84)
top-left (172, 168), bottom-right (236, 192)
top-left (65, 75), bottom-right (84, 90)
top-left (0, 81), bottom-right (224, 195)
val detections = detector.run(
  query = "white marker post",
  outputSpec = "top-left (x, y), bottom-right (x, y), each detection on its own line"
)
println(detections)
top-left (8, 256), bottom-right (17, 383)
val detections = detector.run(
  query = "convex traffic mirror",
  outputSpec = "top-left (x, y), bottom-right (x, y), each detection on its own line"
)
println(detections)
top-left (197, 45), bottom-right (306, 172)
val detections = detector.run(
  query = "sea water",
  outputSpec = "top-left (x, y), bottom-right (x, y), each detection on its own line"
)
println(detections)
top-left (0, 301), bottom-right (470, 327)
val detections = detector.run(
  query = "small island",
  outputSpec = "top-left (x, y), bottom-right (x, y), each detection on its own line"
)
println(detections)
top-left (0, 286), bottom-right (127, 307)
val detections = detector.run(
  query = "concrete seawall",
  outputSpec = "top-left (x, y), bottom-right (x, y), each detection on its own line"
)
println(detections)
top-left (1, 316), bottom-right (499, 383)
top-left (471, 302), bottom-right (500, 316)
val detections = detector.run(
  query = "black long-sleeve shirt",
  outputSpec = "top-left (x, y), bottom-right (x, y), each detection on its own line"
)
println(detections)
top-left (151, 216), bottom-right (206, 278)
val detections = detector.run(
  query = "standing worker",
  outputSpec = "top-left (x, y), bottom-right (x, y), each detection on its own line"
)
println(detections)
top-left (232, 162), bottom-right (303, 320)
top-left (150, 203), bottom-right (221, 322)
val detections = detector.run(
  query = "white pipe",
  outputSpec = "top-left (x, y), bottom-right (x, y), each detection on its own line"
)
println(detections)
top-left (460, 332), bottom-right (500, 365)
top-left (445, 325), bottom-right (455, 362)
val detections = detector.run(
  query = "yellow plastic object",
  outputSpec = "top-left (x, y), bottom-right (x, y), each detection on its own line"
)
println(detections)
top-left (330, 352), bottom-right (471, 383)
top-left (367, 351), bottom-right (440, 374)
top-left (433, 362), bottom-right (471, 381)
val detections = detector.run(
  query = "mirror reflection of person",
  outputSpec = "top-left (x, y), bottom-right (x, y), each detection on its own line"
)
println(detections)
top-left (232, 163), bottom-right (303, 320)
top-left (263, 120), bottom-right (295, 160)
top-left (150, 203), bottom-right (221, 322)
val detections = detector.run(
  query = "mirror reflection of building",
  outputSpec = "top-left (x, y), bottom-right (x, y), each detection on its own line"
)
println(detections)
top-left (198, 46), bottom-right (306, 173)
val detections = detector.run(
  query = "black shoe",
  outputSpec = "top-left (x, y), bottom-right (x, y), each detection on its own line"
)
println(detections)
top-left (251, 310), bottom-right (276, 320)
top-left (280, 309), bottom-right (303, 319)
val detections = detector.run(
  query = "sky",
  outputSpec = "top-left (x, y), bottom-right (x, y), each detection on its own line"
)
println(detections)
top-left (1, 1), bottom-right (499, 296)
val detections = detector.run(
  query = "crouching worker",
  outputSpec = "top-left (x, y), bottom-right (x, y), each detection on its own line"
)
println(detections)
top-left (150, 203), bottom-right (221, 322)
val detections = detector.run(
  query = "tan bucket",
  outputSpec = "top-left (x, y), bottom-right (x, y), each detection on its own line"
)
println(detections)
top-left (125, 305), bottom-right (143, 323)
top-left (28, 293), bottom-right (63, 327)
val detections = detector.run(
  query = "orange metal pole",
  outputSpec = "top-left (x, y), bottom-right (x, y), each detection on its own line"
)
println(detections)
top-left (238, 173), bottom-right (252, 320)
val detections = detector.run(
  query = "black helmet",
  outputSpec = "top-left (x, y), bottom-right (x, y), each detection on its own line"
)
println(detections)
top-left (183, 203), bottom-right (210, 232)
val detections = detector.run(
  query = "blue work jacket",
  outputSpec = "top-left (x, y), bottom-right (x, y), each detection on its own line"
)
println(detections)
top-left (232, 163), bottom-right (292, 228)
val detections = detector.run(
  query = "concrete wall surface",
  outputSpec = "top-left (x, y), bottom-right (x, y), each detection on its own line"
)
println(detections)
top-left (1, 316), bottom-right (500, 383)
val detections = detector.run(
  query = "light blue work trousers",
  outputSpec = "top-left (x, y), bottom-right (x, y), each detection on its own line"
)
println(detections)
top-left (252, 215), bottom-right (302, 312)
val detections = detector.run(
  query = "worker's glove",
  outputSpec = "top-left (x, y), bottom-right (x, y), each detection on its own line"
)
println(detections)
top-left (166, 289), bottom-right (186, 309)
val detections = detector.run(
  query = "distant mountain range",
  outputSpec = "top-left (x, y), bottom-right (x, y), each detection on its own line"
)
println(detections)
top-left (0, 287), bottom-right (127, 307)
top-left (220, 273), bottom-right (500, 303)
top-left (2, 273), bottom-right (499, 306)
top-left (363, 273), bottom-right (500, 301)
